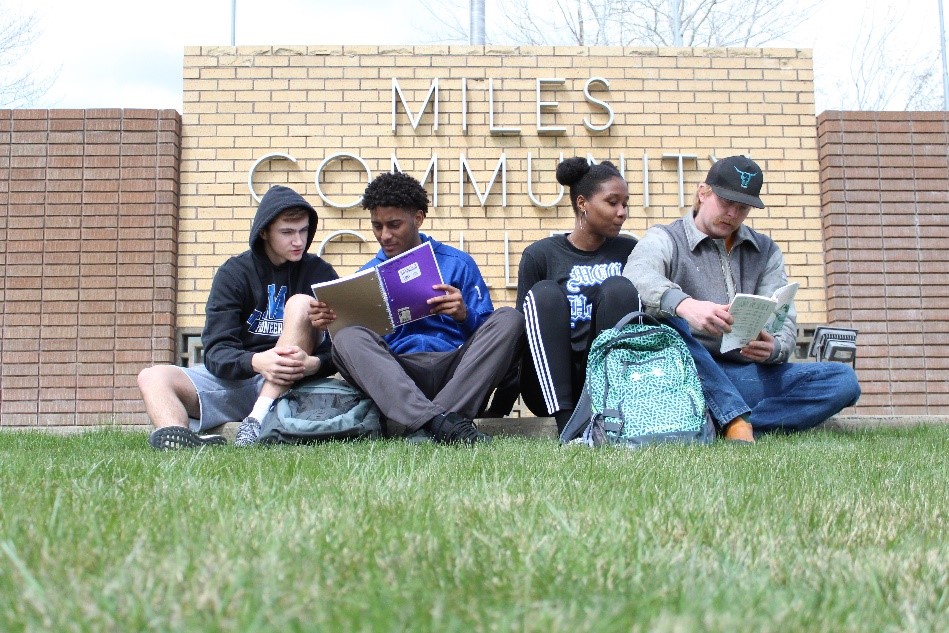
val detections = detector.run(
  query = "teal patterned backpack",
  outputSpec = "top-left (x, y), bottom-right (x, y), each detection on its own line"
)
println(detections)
top-left (560, 312), bottom-right (714, 447)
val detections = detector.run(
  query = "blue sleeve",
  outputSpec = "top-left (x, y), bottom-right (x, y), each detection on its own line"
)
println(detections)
top-left (455, 256), bottom-right (493, 338)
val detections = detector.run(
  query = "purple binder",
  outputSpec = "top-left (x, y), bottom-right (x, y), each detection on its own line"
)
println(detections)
top-left (376, 241), bottom-right (445, 326)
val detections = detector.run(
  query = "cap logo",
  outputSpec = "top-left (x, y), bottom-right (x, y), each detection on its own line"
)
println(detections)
top-left (734, 166), bottom-right (758, 189)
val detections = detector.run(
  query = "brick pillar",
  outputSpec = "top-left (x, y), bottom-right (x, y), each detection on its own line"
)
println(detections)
top-left (0, 109), bottom-right (181, 428)
top-left (818, 111), bottom-right (949, 414)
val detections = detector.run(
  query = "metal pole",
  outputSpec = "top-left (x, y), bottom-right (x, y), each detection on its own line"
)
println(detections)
top-left (940, 0), bottom-right (949, 109)
top-left (470, 0), bottom-right (486, 45)
top-left (231, 0), bottom-right (236, 46)
top-left (669, 0), bottom-right (683, 46)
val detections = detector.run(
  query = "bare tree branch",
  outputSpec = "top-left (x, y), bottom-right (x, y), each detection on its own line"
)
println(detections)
top-left (420, 0), bottom-right (820, 49)
top-left (556, 0), bottom-right (584, 45)
top-left (417, 0), bottom-right (942, 112)
top-left (0, 3), bottom-right (53, 107)
top-left (835, 4), bottom-right (942, 111)
top-left (420, 0), bottom-right (471, 44)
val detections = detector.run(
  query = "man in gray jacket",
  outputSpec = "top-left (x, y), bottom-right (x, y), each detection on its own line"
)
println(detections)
top-left (624, 156), bottom-right (860, 436)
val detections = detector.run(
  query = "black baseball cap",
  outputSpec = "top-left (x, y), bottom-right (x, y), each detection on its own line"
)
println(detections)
top-left (705, 156), bottom-right (765, 209)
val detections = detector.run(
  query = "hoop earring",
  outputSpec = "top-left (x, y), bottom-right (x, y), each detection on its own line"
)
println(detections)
top-left (579, 211), bottom-right (586, 230)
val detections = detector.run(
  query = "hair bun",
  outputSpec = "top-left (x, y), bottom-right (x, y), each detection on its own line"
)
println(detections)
top-left (556, 157), bottom-right (591, 187)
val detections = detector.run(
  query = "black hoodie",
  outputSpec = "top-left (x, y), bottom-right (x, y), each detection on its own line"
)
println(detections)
top-left (201, 185), bottom-right (338, 380)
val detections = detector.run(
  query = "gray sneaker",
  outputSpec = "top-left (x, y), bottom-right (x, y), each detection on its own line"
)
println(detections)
top-left (234, 416), bottom-right (261, 447)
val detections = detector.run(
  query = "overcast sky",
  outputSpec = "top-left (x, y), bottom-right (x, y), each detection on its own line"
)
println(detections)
top-left (12, 0), bottom-right (947, 113)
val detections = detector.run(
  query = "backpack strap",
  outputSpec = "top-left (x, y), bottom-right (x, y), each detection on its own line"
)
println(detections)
top-left (559, 387), bottom-right (592, 443)
top-left (558, 389), bottom-right (624, 442)
top-left (611, 310), bottom-right (661, 331)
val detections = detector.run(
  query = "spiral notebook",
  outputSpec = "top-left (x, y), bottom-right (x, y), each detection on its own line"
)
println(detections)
top-left (311, 241), bottom-right (446, 336)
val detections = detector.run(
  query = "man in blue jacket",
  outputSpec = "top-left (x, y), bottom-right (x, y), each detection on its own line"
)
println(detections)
top-left (137, 186), bottom-right (339, 449)
top-left (329, 172), bottom-right (524, 444)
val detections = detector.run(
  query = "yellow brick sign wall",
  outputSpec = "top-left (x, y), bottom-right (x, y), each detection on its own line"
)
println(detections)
top-left (179, 45), bottom-right (822, 329)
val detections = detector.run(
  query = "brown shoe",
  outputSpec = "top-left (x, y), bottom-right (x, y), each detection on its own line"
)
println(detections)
top-left (723, 417), bottom-right (755, 444)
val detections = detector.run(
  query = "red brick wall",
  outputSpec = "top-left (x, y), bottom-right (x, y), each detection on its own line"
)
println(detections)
top-left (818, 111), bottom-right (949, 414)
top-left (0, 109), bottom-right (180, 427)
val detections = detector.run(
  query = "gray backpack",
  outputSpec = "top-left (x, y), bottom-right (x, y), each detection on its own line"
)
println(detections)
top-left (258, 377), bottom-right (382, 444)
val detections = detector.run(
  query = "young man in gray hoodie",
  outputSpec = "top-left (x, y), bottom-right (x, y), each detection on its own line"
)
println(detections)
top-left (138, 186), bottom-right (338, 449)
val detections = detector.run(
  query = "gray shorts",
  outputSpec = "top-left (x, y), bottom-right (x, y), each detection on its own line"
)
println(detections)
top-left (182, 365), bottom-right (265, 432)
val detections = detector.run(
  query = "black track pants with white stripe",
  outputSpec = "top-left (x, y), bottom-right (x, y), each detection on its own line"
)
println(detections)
top-left (520, 277), bottom-right (640, 417)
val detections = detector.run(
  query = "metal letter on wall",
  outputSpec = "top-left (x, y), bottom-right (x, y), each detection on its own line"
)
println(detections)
top-left (583, 77), bottom-right (615, 132)
top-left (643, 152), bottom-right (650, 208)
top-left (316, 230), bottom-right (368, 258)
top-left (391, 77), bottom-right (439, 133)
top-left (488, 79), bottom-right (520, 136)
top-left (459, 152), bottom-right (507, 207)
top-left (315, 152), bottom-right (373, 209)
top-left (503, 231), bottom-right (518, 288)
top-left (526, 152), bottom-right (565, 208)
top-left (247, 152), bottom-right (298, 203)
top-left (662, 153), bottom-right (699, 208)
top-left (461, 78), bottom-right (468, 134)
top-left (536, 78), bottom-right (566, 135)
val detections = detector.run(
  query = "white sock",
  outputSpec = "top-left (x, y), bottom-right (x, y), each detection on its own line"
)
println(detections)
top-left (249, 397), bottom-right (275, 422)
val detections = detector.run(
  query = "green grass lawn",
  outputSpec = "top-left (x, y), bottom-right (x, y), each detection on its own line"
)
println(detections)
top-left (1, 427), bottom-right (947, 632)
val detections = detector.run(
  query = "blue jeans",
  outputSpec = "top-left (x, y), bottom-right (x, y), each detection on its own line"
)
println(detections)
top-left (662, 317), bottom-right (752, 427)
top-left (662, 317), bottom-right (861, 433)
top-left (717, 359), bottom-right (860, 433)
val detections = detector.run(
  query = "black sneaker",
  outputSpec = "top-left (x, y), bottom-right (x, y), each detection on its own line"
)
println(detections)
top-left (148, 426), bottom-right (226, 450)
top-left (426, 412), bottom-right (492, 445)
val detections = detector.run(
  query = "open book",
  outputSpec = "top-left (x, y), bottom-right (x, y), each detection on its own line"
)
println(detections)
top-left (720, 282), bottom-right (799, 353)
top-left (311, 241), bottom-right (446, 337)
